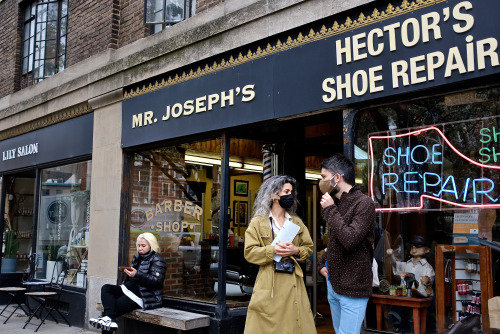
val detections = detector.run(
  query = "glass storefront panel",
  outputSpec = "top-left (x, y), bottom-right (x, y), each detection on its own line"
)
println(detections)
top-left (128, 139), bottom-right (221, 302)
top-left (355, 87), bottom-right (500, 332)
top-left (35, 161), bottom-right (91, 287)
top-left (2, 175), bottom-right (36, 274)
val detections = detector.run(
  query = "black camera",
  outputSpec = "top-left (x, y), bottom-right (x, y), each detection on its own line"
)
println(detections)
top-left (274, 260), bottom-right (295, 274)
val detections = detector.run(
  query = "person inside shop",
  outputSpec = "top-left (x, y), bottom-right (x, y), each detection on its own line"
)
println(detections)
top-left (385, 234), bottom-right (436, 333)
top-left (243, 175), bottom-right (316, 334)
top-left (318, 153), bottom-right (376, 334)
top-left (89, 232), bottom-right (167, 332)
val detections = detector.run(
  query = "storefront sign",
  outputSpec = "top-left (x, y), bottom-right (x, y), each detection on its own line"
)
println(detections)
top-left (2, 143), bottom-right (39, 161)
top-left (122, 0), bottom-right (500, 148)
top-left (369, 121), bottom-right (500, 211)
top-left (0, 114), bottom-right (93, 173)
top-left (144, 199), bottom-right (203, 233)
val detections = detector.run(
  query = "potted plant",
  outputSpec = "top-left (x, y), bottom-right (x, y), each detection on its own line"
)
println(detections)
top-left (1, 229), bottom-right (19, 273)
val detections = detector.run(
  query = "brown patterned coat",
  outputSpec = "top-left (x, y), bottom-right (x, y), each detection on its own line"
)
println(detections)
top-left (319, 185), bottom-right (376, 297)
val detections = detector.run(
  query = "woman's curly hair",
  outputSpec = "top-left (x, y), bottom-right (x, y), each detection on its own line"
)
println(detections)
top-left (252, 175), bottom-right (298, 218)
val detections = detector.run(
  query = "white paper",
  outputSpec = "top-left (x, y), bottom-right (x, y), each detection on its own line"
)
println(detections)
top-left (271, 220), bottom-right (300, 262)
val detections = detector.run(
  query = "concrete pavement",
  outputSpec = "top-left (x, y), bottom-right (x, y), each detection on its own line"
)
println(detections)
top-left (0, 305), bottom-right (97, 334)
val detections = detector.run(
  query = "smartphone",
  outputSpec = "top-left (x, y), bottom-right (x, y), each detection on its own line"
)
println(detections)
top-left (118, 266), bottom-right (133, 271)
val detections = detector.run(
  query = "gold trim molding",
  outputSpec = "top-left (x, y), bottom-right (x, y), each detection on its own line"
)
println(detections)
top-left (0, 103), bottom-right (92, 141)
top-left (125, 0), bottom-right (444, 99)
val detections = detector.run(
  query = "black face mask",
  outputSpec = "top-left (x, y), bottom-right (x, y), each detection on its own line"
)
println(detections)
top-left (278, 194), bottom-right (294, 209)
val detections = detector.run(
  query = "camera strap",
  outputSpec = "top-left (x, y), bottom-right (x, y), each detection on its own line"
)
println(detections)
top-left (269, 217), bottom-right (275, 240)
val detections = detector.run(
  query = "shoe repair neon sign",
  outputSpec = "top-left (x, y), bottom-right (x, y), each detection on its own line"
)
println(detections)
top-left (369, 124), bottom-right (500, 211)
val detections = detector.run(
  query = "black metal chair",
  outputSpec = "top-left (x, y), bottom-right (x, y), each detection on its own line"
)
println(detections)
top-left (0, 253), bottom-right (43, 324)
top-left (22, 254), bottom-right (49, 292)
top-left (23, 256), bottom-right (71, 332)
top-left (0, 286), bottom-right (30, 324)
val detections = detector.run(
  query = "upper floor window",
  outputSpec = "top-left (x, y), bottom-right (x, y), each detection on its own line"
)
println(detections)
top-left (145, 0), bottom-right (196, 34)
top-left (21, 0), bottom-right (69, 88)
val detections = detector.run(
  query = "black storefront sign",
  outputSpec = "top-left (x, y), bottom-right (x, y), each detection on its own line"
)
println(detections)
top-left (122, 0), bottom-right (500, 148)
top-left (0, 113), bottom-right (94, 173)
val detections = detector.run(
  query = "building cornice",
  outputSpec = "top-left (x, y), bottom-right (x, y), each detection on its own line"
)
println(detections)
top-left (125, 0), bottom-right (444, 99)
top-left (0, 103), bottom-right (92, 141)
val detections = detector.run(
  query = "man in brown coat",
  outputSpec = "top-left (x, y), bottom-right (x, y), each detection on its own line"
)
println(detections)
top-left (318, 153), bottom-right (376, 334)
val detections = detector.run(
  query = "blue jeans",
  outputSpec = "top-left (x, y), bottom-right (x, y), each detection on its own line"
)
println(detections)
top-left (326, 278), bottom-right (369, 334)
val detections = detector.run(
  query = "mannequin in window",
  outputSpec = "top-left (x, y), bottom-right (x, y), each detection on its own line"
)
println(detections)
top-left (386, 235), bottom-right (435, 298)
top-left (386, 235), bottom-right (435, 332)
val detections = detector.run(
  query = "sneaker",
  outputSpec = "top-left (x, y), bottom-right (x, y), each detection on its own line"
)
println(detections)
top-left (88, 317), bottom-right (100, 328)
top-left (96, 316), bottom-right (118, 331)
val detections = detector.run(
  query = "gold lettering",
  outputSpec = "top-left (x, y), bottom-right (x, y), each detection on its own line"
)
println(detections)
top-left (181, 221), bottom-right (189, 231)
top-left (155, 203), bottom-right (163, 216)
top-left (174, 200), bottom-right (183, 212)
top-left (172, 221), bottom-right (180, 232)
top-left (184, 201), bottom-right (193, 216)
top-left (146, 208), bottom-right (154, 221)
top-left (163, 200), bottom-right (172, 212)
top-left (192, 205), bottom-right (203, 221)
top-left (156, 222), bottom-right (163, 232)
top-left (163, 222), bottom-right (171, 232)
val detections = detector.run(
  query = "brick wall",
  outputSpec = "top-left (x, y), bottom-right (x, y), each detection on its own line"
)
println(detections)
top-left (66, 1), bottom-right (116, 67)
top-left (0, 0), bottom-right (227, 99)
top-left (0, 0), bottom-right (22, 97)
top-left (119, 0), bottom-right (150, 47)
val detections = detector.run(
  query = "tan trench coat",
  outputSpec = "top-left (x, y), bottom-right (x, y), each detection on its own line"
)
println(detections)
top-left (243, 214), bottom-right (316, 334)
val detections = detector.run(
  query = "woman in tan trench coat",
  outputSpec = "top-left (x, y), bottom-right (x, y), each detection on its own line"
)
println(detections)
top-left (244, 175), bottom-right (316, 334)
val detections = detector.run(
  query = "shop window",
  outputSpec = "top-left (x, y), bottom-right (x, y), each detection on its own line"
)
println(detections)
top-left (21, 0), bottom-right (69, 88)
top-left (2, 176), bottom-right (36, 274)
top-left (128, 140), bottom-right (220, 301)
top-left (144, 0), bottom-right (196, 34)
top-left (35, 161), bottom-right (91, 288)
top-left (354, 87), bottom-right (500, 332)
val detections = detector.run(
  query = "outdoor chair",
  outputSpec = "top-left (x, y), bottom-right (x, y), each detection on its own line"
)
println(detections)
top-left (22, 254), bottom-right (49, 292)
top-left (0, 253), bottom-right (44, 324)
top-left (23, 255), bottom-right (71, 332)
top-left (0, 286), bottom-right (30, 324)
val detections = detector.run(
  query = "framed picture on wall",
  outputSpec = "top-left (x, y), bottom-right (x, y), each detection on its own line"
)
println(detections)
top-left (234, 180), bottom-right (249, 196)
top-left (233, 200), bottom-right (249, 226)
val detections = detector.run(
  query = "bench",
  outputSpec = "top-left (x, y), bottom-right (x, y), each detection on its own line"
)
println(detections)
top-left (96, 303), bottom-right (210, 331)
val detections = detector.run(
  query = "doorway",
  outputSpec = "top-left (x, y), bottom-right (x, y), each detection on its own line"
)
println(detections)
top-left (1, 171), bottom-right (36, 276)
top-left (227, 111), bottom-right (344, 331)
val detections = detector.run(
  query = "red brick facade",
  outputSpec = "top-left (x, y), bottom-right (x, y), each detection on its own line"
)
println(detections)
top-left (0, 0), bottom-right (216, 100)
top-left (0, 0), bottom-right (22, 97)
top-left (66, 1), bottom-right (115, 66)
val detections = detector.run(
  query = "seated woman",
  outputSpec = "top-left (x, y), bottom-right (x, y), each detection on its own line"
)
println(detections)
top-left (89, 232), bottom-right (167, 332)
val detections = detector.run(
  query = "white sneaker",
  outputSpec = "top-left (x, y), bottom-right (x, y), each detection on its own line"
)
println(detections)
top-left (88, 317), bottom-right (100, 328)
top-left (94, 316), bottom-right (118, 331)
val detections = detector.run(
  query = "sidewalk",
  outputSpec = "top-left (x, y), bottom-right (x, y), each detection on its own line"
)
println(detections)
top-left (0, 305), bottom-right (97, 334)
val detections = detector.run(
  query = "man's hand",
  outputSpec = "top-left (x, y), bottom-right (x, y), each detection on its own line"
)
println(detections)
top-left (274, 241), bottom-right (299, 257)
top-left (320, 192), bottom-right (335, 209)
top-left (320, 267), bottom-right (328, 278)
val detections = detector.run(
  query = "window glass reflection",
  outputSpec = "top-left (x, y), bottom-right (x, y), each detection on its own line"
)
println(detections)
top-left (129, 140), bottom-right (221, 301)
top-left (36, 161), bottom-right (92, 288)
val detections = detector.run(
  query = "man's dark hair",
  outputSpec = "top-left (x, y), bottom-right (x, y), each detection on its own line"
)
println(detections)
top-left (320, 153), bottom-right (356, 186)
